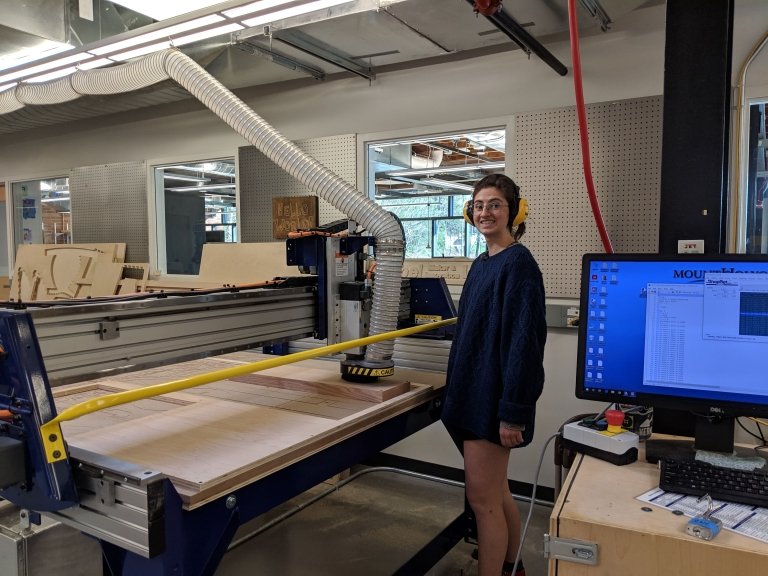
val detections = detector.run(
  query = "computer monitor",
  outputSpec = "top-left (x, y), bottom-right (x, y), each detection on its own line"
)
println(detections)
top-left (575, 253), bottom-right (768, 455)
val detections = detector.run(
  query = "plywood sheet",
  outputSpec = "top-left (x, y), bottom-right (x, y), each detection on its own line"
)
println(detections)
top-left (52, 354), bottom-right (437, 509)
top-left (197, 242), bottom-right (298, 283)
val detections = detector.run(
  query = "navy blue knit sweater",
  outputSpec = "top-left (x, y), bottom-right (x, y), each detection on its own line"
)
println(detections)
top-left (441, 243), bottom-right (546, 446)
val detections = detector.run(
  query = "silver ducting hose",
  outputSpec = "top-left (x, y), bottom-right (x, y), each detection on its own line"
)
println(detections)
top-left (1, 49), bottom-right (404, 366)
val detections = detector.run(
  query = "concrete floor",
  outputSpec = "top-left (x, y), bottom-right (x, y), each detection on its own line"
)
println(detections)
top-left (217, 466), bottom-right (551, 576)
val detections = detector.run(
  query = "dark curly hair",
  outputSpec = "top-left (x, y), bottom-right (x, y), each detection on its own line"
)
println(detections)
top-left (472, 173), bottom-right (526, 240)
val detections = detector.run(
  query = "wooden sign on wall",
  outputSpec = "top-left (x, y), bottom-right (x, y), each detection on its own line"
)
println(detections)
top-left (272, 196), bottom-right (318, 239)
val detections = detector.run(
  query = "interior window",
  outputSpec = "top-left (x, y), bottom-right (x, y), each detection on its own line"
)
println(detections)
top-left (11, 177), bottom-right (71, 256)
top-left (367, 129), bottom-right (506, 259)
top-left (744, 101), bottom-right (767, 253)
top-left (153, 158), bottom-right (237, 275)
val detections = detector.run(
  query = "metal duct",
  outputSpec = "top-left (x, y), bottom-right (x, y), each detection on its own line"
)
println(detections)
top-left (0, 48), bottom-right (405, 369)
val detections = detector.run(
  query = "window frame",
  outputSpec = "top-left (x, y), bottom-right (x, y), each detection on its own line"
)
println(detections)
top-left (360, 123), bottom-right (508, 260)
top-left (147, 152), bottom-right (239, 277)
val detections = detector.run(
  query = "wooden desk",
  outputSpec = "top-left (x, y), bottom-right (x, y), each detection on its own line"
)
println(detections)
top-left (549, 452), bottom-right (768, 575)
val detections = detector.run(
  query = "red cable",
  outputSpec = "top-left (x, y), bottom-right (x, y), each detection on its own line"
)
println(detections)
top-left (567, 0), bottom-right (614, 254)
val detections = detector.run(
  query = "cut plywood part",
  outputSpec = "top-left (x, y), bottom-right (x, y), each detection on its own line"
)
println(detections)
top-left (88, 259), bottom-right (124, 297)
top-left (9, 243), bottom-right (127, 301)
top-left (231, 372), bottom-right (410, 403)
top-left (118, 278), bottom-right (137, 294)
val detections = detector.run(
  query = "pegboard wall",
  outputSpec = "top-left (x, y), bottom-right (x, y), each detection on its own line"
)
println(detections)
top-left (69, 161), bottom-right (149, 263)
top-left (514, 96), bottom-right (662, 298)
top-left (238, 135), bottom-right (356, 242)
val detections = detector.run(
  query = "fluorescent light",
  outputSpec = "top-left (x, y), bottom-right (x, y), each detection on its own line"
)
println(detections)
top-left (110, 41), bottom-right (173, 62)
top-left (167, 184), bottom-right (237, 192)
top-left (223, 0), bottom-right (297, 18)
top-left (27, 67), bottom-right (80, 83)
top-left (0, 41), bottom-right (73, 72)
top-left (0, 53), bottom-right (92, 83)
top-left (427, 179), bottom-right (474, 192)
top-left (162, 174), bottom-right (211, 182)
top-left (77, 58), bottom-right (115, 71)
top-left (42, 196), bottom-right (71, 203)
top-left (242, 0), bottom-right (353, 27)
top-left (89, 15), bottom-right (225, 56)
top-left (109, 0), bottom-right (227, 20)
top-left (172, 23), bottom-right (245, 47)
top-left (386, 162), bottom-right (506, 177)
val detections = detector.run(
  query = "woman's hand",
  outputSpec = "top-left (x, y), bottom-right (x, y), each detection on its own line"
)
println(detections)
top-left (499, 421), bottom-right (524, 449)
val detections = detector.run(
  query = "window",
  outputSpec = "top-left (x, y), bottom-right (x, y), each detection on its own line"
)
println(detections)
top-left (367, 129), bottom-right (505, 259)
top-left (153, 158), bottom-right (236, 275)
top-left (11, 177), bottom-right (71, 256)
top-left (744, 101), bottom-right (767, 253)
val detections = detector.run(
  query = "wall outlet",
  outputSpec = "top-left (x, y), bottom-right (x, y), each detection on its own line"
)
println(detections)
top-left (677, 239), bottom-right (705, 253)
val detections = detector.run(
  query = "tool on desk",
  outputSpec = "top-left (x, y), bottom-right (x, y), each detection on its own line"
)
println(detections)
top-left (561, 408), bottom-right (639, 466)
top-left (685, 494), bottom-right (722, 541)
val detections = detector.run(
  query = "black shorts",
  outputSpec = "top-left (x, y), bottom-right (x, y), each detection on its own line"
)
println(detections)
top-left (443, 422), bottom-right (481, 455)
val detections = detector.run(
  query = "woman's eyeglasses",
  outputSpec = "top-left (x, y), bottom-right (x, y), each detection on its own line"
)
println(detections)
top-left (472, 201), bottom-right (508, 213)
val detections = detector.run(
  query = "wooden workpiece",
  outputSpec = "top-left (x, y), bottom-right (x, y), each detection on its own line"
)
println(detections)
top-left (550, 451), bottom-right (768, 575)
top-left (53, 353), bottom-right (443, 510)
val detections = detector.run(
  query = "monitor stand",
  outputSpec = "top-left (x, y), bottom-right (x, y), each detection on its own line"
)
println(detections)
top-left (645, 414), bottom-right (745, 464)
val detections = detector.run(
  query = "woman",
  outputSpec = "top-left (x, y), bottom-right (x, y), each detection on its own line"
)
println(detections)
top-left (441, 173), bottom-right (547, 576)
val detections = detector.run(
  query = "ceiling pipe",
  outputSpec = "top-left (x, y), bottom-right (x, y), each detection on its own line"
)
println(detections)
top-left (466, 0), bottom-right (568, 76)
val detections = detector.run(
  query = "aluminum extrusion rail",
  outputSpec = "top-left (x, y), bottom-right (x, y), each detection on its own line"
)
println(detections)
top-left (27, 286), bottom-right (316, 386)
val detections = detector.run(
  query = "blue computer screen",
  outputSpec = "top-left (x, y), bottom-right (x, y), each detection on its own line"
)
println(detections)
top-left (576, 254), bottom-right (768, 413)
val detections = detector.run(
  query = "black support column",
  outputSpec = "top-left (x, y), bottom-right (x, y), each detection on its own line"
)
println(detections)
top-left (658, 0), bottom-right (734, 254)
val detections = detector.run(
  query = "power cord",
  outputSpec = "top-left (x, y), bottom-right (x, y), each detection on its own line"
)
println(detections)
top-left (507, 432), bottom-right (560, 575)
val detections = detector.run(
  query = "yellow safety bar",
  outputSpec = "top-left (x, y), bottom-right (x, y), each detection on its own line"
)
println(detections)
top-left (40, 317), bottom-right (457, 463)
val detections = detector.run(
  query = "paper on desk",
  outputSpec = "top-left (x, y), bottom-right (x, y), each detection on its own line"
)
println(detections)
top-left (637, 488), bottom-right (768, 544)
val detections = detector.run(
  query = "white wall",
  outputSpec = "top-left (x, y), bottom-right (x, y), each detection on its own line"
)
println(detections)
top-left (1, 1), bottom-right (767, 489)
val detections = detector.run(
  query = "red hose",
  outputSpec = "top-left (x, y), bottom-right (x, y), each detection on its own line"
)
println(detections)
top-left (567, 0), bottom-right (614, 254)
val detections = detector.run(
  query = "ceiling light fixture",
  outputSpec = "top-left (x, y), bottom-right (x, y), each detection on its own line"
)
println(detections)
top-left (109, 0), bottom-right (228, 20)
top-left (167, 183), bottom-right (237, 192)
top-left (0, 0), bottom-right (365, 84)
top-left (427, 179), bottom-right (474, 192)
top-left (162, 174), bottom-right (211, 182)
top-left (241, 0), bottom-right (353, 27)
top-left (386, 161), bottom-right (506, 177)
top-left (89, 15), bottom-right (226, 56)
top-left (0, 41), bottom-right (73, 73)
top-left (0, 53), bottom-right (92, 84)
top-left (224, 0), bottom-right (301, 19)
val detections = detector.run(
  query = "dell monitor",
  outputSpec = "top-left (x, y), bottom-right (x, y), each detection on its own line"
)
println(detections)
top-left (575, 253), bottom-right (768, 456)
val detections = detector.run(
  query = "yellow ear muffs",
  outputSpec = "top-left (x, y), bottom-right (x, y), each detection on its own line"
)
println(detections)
top-left (512, 197), bottom-right (529, 227)
top-left (463, 198), bottom-right (529, 228)
top-left (463, 200), bottom-right (474, 226)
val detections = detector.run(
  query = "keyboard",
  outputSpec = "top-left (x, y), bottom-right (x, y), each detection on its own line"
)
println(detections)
top-left (659, 458), bottom-right (768, 508)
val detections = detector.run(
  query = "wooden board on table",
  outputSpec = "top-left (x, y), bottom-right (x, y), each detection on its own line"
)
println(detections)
top-left (52, 356), bottom-right (436, 509)
top-left (230, 372), bottom-right (410, 403)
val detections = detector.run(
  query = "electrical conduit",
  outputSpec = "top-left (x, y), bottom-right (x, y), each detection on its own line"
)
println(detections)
top-left (567, 0), bottom-right (613, 253)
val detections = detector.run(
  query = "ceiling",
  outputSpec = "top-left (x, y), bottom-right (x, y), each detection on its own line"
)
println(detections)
top-left (0, 0), bottom-right (658, 135)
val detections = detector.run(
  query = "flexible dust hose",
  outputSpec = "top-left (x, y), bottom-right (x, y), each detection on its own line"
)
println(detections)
top-left (4, 49), bottom-right (405, 366)
top-left (567, 0), bottom-right (613, 254)
top-left (160, 50), bottom-right (404, 364)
